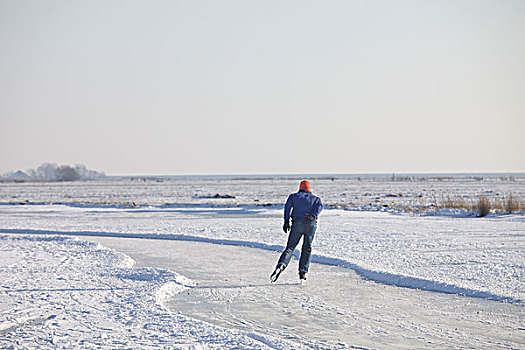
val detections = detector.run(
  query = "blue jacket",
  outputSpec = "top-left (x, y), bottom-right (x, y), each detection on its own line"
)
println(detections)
top-left (284, 189), bottom-right (323, 222)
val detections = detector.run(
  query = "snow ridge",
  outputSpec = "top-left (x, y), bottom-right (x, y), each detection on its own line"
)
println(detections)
top-left (155, 274), bottom-right (195, 310)
top-left (309, 255), bottom-right (523, 304)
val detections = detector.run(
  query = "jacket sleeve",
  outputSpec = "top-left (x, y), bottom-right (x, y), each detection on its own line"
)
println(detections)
top-left (312, 197), bottom-right (323, 219)
top-left (284, 194), bottom-right (293, 221)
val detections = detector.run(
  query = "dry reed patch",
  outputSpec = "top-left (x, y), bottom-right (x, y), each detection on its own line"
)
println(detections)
top-left (476, 196), bottom-right (491, 217)
top-left (503, 193), bottom-right (522, 213)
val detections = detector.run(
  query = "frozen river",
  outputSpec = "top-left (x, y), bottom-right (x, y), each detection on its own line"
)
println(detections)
top-left (87, 236), bottom-right (525, 349)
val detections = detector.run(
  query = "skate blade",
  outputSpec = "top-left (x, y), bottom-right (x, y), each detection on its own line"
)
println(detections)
top-left (270, 269), bottom-right (280, 283)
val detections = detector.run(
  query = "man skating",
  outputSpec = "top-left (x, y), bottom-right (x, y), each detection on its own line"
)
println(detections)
top-left (270, 180), bottom-right (323, 282)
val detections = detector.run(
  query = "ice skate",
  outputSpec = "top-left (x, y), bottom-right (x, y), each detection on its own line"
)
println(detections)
top-left (270, 264), bottom-right (285, 283)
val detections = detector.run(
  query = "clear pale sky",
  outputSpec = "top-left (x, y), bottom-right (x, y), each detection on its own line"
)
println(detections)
top-left (1, 1), bottom-right (524, 175)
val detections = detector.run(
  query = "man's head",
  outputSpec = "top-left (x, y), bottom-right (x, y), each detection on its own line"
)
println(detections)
top-left (299, 180), bottom-right (311, 192)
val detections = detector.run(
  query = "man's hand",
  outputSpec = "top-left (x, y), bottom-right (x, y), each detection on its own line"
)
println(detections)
top-left (283, 220), bottom-right (290, 233)
top-left (305, 214), bottom-right (315, 221)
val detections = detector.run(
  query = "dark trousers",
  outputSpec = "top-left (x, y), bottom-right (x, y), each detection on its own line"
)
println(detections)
top-left (277, 219), bottom-right (317, 272)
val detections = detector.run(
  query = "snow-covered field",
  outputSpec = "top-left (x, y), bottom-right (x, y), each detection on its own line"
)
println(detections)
top-left (1, 177), bottom-right (524, 349)
top-left (2, 175), bottom-right (524, 212)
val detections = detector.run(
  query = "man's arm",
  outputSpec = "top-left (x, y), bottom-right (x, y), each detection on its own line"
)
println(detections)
top-left (284, 194), bottom-right (293, 221)
top-left (311, 197), bottom-right (323, 219)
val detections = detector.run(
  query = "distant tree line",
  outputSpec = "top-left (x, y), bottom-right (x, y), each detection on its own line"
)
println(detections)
top-left (3, 163), bottom-right (106, 181)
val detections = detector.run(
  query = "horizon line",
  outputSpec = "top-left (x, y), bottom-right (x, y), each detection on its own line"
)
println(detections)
top-left (106, 171), bottom-right (525, 178)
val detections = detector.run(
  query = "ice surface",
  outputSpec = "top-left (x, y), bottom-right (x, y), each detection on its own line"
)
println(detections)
top-left (88, 237), bottom-right (524, 350)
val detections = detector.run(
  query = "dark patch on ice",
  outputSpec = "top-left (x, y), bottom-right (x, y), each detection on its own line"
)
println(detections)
top-left (193, 194), bottom-right (236, 199)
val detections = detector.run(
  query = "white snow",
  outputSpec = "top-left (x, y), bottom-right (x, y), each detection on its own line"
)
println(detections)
top-left (0, 177), bottom-right (524, 348)
top-left (0, 235), bottom-right (305, 349)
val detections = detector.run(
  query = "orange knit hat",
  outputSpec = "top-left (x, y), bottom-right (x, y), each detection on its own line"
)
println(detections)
top-left (299, 180), bottom-right (311, 192)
